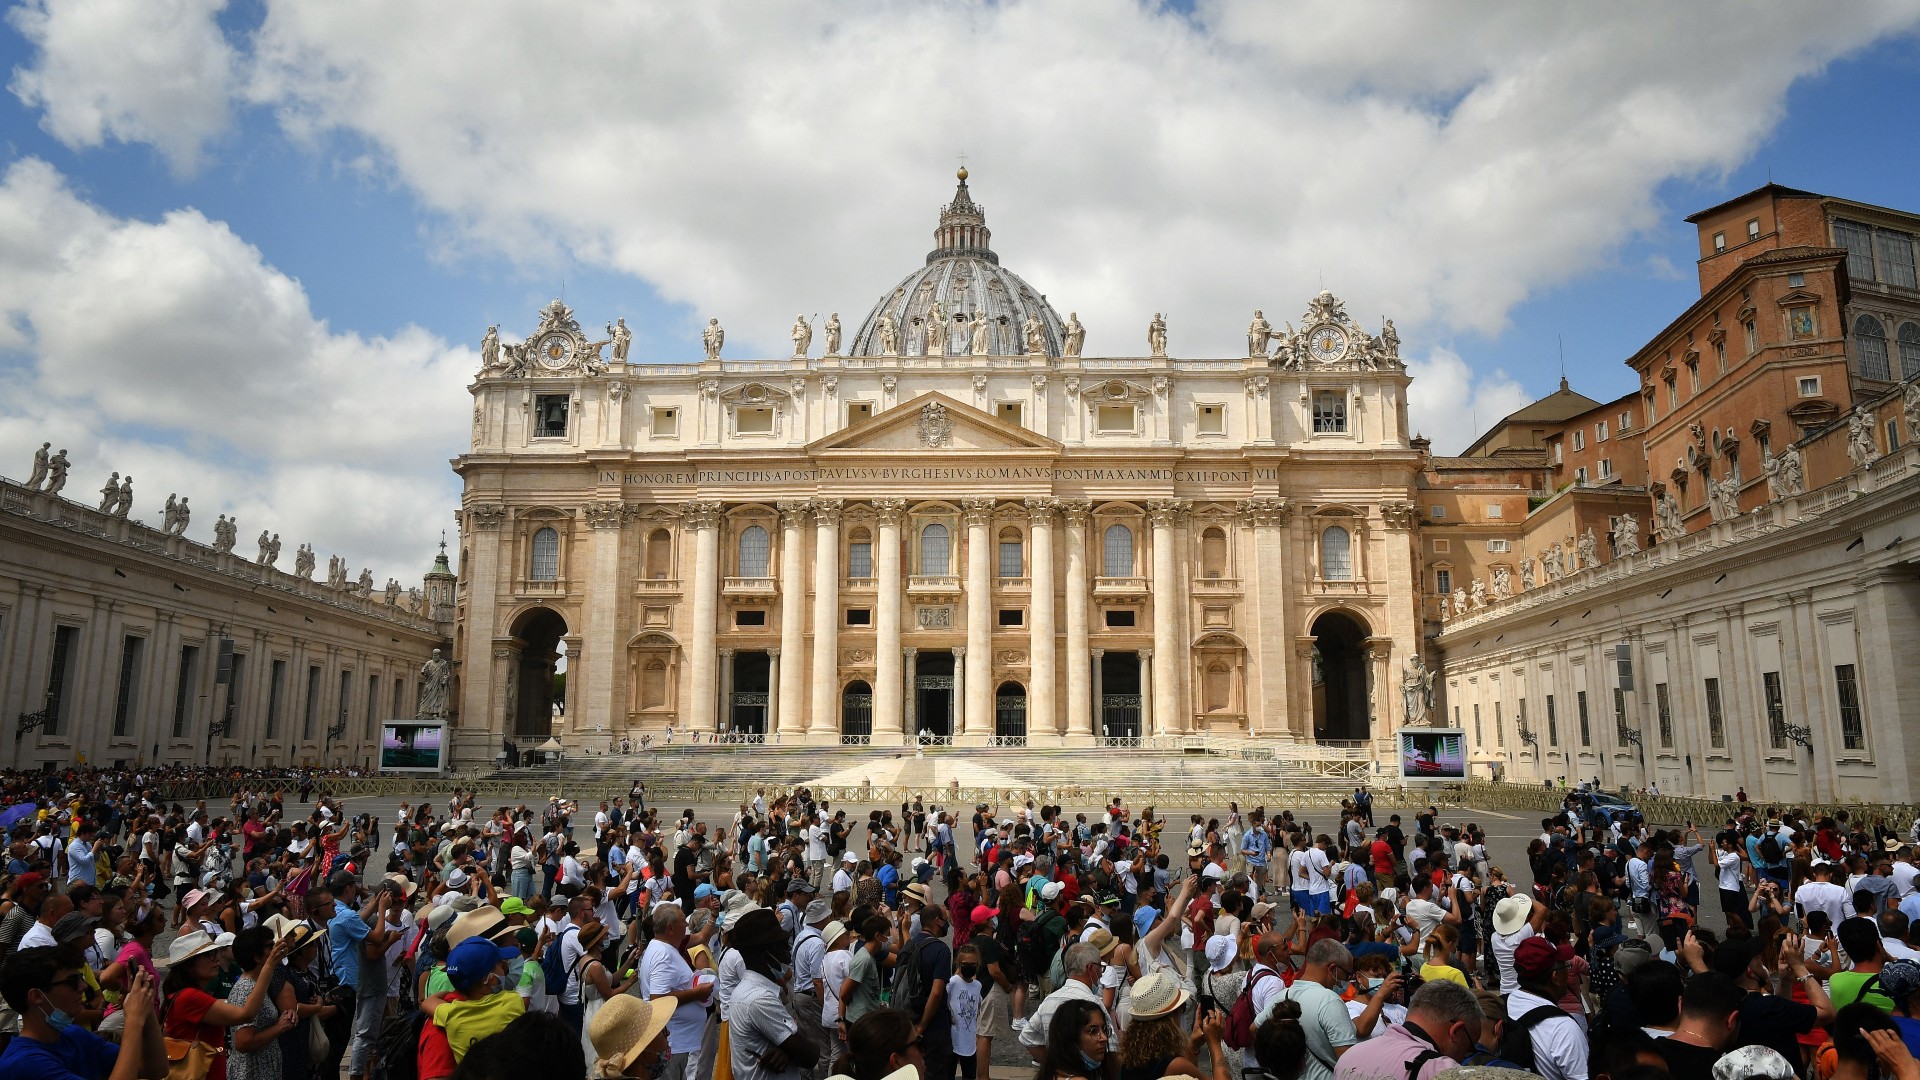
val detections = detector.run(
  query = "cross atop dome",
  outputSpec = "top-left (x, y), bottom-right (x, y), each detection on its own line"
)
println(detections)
top-left (929, 166), bottom-right (996, 266)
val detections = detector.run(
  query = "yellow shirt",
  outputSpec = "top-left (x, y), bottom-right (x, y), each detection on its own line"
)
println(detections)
top-left (1420, 962), bottom-right (1469, 987)
top-left (435, 991), bottom-right (526, 1062)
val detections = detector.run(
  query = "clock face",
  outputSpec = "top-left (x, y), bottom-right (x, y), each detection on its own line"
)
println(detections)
top-left (538, 333), bottom-right (573, 369)
top-left (1307, 326), bottom-right (1347, 362)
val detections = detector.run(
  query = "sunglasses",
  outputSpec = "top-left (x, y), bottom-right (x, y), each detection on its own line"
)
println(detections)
top-left (47, 974), bottom-right (85, 993)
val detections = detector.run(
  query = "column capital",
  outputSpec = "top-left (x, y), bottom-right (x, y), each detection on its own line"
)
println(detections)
top-left (1380, 501), bottom-right (1417, 530)
top-left (1024, 497), bottom-right (1056, 526)
top-left (1238, 497), bottom-right (1291, 527)
top-left (874, 498), bottom-right (909, 525)
top-left (683, 500), bottom-right (725, 529)
top-left (768, 647), bottom-right (781, 659)
top-left (1147, 498), bottom-right (1191, 528)
top-left (904, 646), bottom-right (919, 659)
top-left (1140, 647), bottom-right (1153, 660)
top-left (962, 498), bottom-right (996, 526)
top-left (469, 504), bottom-right (508, 530)
top-left (777, 499), bottom-right (812, 528)
top-left (1091, 647), bottom-right (1105, 659)
top-left (718, 646), bottom-right (735, 660)
top-left (585, 500), bottom-right (628, 529)
top-left (1057, 499), bottom-right (1093, 527)
top-left (953, 646), bottom-right (966, 658)
top-left (813, 498), bottom-right (845, 526)
top-left (1244, 373), bottom-right (1270, 397)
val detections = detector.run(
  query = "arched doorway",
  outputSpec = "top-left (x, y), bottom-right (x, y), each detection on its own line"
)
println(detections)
top-left (912, 651), bottom-right (955, 739)
top-left (841, 681), bottom-right (873, 744)
top-left (1100, 652), bottom-right (1143, 740)
top-left (509, 607), bottom-right (568, 740)
top-left (729, 652), bottom-right (770, 735)
top-left (1310, 611), bottom-right (1370, 741)
top-left (995, 682), bottom-right (1027, 745)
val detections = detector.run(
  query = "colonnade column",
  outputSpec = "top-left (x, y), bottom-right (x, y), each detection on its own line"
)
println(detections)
top-left (718, 647), bottom-right (736, 734)
top-left (685, 500), bottom-right (724, 734)
top-left (1026, 499), bottom-right (1057, 738)
top-left (1060, 501), bottom-right (1093, 741)
top-left (1140, 649), bottom-right (1154, 736)
top-left (777, 500), bottom-right (811, 739)
top-left (953, 646), bottom-right (968, 738)
top-left (1090, 648), bottom-right (1105, 741)
top-left (808, 499), bottom-right (844, 737)
top-left (766, 648), bottom-right (782, 736)
top-left (1243, 498), bottom-right (1293, 737)
top-left (1149, 499), bottom-right (1190, 736)
top-left (874, 501), bottom-right (907, 740)
top-left (582, 502), bottom-right (626, 733)
top-left (963, 499), bottom-right (994, 738)
top-left (903, 646), bottom-right (919, 737)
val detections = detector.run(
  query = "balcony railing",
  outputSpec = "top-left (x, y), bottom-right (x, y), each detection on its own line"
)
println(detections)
top-left (907, 575), bottom-right (961, 594)
top-left (722, 576), bottom-right (777, 596)
top-left (635, 577), bottom-right (682, 592)
top-left (1093, 576), bottom-right (1150, 596)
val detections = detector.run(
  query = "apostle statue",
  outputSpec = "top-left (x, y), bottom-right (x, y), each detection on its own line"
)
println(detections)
top-left (1148, 313), bottom-right (1168, 357)
top-left (1024, 314), bottom-right (1047, 356)
top-left (1762, 444), bottom-right (1806, 500)
top-left (1402, 655), bottom-right (1435, 726)
top-left (791, 314), bottom-right (812, 358)
top-left (1847, 411), bottom-right (1881, 470)
top-left (357, 568), bottom-right (374, 596)
top-left (385, 579), bottom-right (401, 606)
top-left (1451, 587), bottom-right (1468, 617)
top-left (1491, 565), bottom-right (1512, 600)
top-left (1519, 555), bottom-right (1537, 591)
top-left (607, 318), bottom-right (631, 362)
top-left (98, 472), bottom-right (120, 512)
top-left (925, 301), bottom-right (947, 356)
top-left (110, 476), bottom-right (133, 519)
top-left (481, 325), bottom-right (500, 371)
top-left (1706, 474), bottom-right (1738, 522)
top-left (877, 313), bottom-right (900, 356)
top-left (1613, 514), bottom-right (1641, 557)
top-left (969, 311), bottom-right (991, 355)
top-left (1063, 312), bottom-right (1086, 358)
top-left (1654, 490), bottom-right (1685, 541)
top-left (1381, 318), bottom-right (1400, 360)
top-left (212, 515), bottom-right (235, 554)
top-left (26, 442), bottom-right (49, 489)
top-left (1577, 528), bottom-right (1599, 569)
top-left (418, 648), bottom-right (452, 721)
top-left (1469, 579), bottom-right (1488, 609)
top-left (824, 313), bottom-right (842, 356)
top-left (42, 450), bottom-right (68, 496)
top-left (702, 317), bottom-right (725, 360)
top-left (1247, 310), bottom-right (1272, 357)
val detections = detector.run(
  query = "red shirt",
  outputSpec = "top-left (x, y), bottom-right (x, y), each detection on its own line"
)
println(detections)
top-left (417, 991), bottom-right (467, 1080)
top-left (1370, 839), bottom-right (1394, 876)
top-left (164, 987), bottom-right (228, 1080)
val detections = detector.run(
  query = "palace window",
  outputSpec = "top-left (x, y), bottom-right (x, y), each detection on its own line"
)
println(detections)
top-left (1899, 322), bottom-right (1920, 380)
top-left (1837, 218), bottom-right (1877, 279)
top-left (847, 402), bottom-right (873, 425)
top-left (644, 529), bottom-right (673, 579)
top-left (1704, 677), bottom-right (1725, 748)
top-left (1200, 527), bottom-right (1227, 578)
top-left (735, 610), bottom-right (766, 627)
top-left (737, 525), bottom-right (770, 578)
top-left (1856, 314), bottom-right (1891, 380)
top-left (534, 394), bottom-right (569, 438)
top-left (735, 405), bottom-right (774, 435)
top-left (112, 636), bottom-right (144, 738)
top-left (1434, 568), bottom-right (1452, 597)
top-left (920, 523), bottom-right (951, 576)
top-left (1655, 682), bottom-right (1673, 747)
top-left (530, 527), bottom-right (560, 580)
top-left (1196, 403), bottom-right (1225, 436)
top-left (1102, 524), bottom-right (1134, 576)
top-left (1598, 458), bottom-right (1613, 480)
top-left (1714, 340), bottom-right (1727, 373)
top-left (1597, 420), bottom-right (1608, 441)
top-left (1743, 320), bottom-right (1757, 353)
top-left (1571, 430), bottom-right (1584, 451)
top-left (1545, 694), bottom-right (1558, 746)
top-left (1320, 526), bottom-right (1353, 581)
top-left (651, 407), bottom-right (678, 438)
top-left (1835, 664), bottom-right (1866, 750)
top-left (998, 528), bottom-right (1023, 578)
top-left (1312, 392), bottom-right (1347, 434)
top-left (847, 531), bottom-right (873, 578)
top-left (1763, 670), bottom-right (1787, 749)
top-left (1619, 409), bottom-right (1633, 432)
top-left (1748, 218), bottom-right (1761, 241)
top-left (1712, 231), bottom-right (1726, 253)
top-left (1574, 467), bottom-right (1587, 485)
top-left (1799, 376), bottom-right (1821, 397)
top-left (1096, 404), bottom-right (1136, 433)
top-left (172, 645), bottom-right (200, 739)
top-left (1577, 690), bottom-right (1591, 747)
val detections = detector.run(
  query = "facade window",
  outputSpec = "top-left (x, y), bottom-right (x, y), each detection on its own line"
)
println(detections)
top-left (1597, 420), bottom-right (1608, 441)
top-left (1837, 218), bottom-right (1877, 279)
top-left (1319, 526), bottom-right (1353, 581)
top-left (173, 645), bottom-right (201, 739)
top-left (1882, 229), bottom-right (1918, 288)
top-left (735, 405), bottom-right (774, 434)
top-left (1856, 314), bottom-right (1892, 380)
top-left (1102, 524), bottom-right (1134, 576)
top-left (1575, 466), bottom-right (1588, 485)
top-left (1576, 690), bottom-right (1591, 747)
top-left (1487, 539), bottom-right (1510, 553)
top-left (651, 407), bottom-right (678, 438)
top-left (1712, 231), bottom-right (1726, 253)
top-left (1799, 376), bottom-right (1821, 397)
top-left (1655, 682), bottom-right (1673, 747)
top-left (1898, 322), bottom-right (1920, 379)
top-left (1744, 321), bottom-right (1757, 353)
top-left (1889, 419), bottom-right (1902, 452)
top-left (1104, 609), bottom-right (1136, 628)
top-left (998, 401), bottom-right (1023, 427)
top-left (1748, 218), bottom-right (1761, 241)
top-left (44, 626), bottom-right (78, 736)
top-left (1613, 688), bottom-right (1630, 744)
top-left (1201, 527), bottom-right (1228, 578)
top-left (1714, 340), bottom-right (1727, 373)
top-left (920, 524), bottom-right (952, 576)
top-left (645, 529), bottom-right (673, 579)
top-left (1312, 391), bottom-right (1347, 434)
top-left (1704, 677), bottom-right (1725, 748)
top-left (736, 525), bottom-right (770, 577)
top-left (847, 402), bottom-right (873, 425)
top-left (1546, 694), bottom-right (1558, 746)
top-left (1095, 404), bottom-right (1136, 433)
top-left (113, 636), bottom-right (144, 738)
top-left (1472, 703), bottom-right (1482, 746)
top-left (1835, 663), bottom-right (1866, 751)
top-left (1763, 670), bottom-right (1787, 749)
top-left (735, 610), bottom-right (766, 627)
top-left (1571, 430), bottom-right (1584, 451)
top-left (336, 670), bottom-right (352, 738)
top-left (1196, 403), bottom-right (1225, 436)
top-left (266, 660), bottom-right (286, 739)
top-left (1435, 569), bottom-right (1452, 597)
top-left (846, 608), bottom-right (872, 626)
top-left (303, 665), bottom-right (321, 741)
top-left (392, 679), bottom-right (405, 725)
top-left (847, 537), bottom-right (873, 579)
top-left (1430, 505), bottom-right (1445, 519)
top-left (997, 608), bottom-right (1024, 627)
top-left (1598, 458), bottom-right (1612, 480)
top-left (366, 675), bottom-right (380, 740)
top-left (1494, 700), bottom-right (1504, 747)
top-left (534, 394), bottom-right (569, 438)
top-left (530, 527), bottom-right (560, 580)
top-left (997, 528), bottom-right (1023, 578)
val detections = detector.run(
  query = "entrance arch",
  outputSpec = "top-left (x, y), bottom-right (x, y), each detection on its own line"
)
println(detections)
top-left (1310, 610), bottom-right (1370, 741)
top-left (995, 682), bottom-right (1027, 744)
top-left (508, 607), bottom-right (568, 740)
top-left (841, 681), bottom-right (873, 744)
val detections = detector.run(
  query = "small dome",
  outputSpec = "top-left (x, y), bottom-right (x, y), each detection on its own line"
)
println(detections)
top-left (850, 172), bottom-right (1065, 358)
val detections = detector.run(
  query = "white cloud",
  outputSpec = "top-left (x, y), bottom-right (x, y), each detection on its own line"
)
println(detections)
top-left (0, 158), bottom-right (471, 580)
top-left (7, 0), bottom-right (237, 174)
top-left (1405, 347), bottom-right (1532, 456)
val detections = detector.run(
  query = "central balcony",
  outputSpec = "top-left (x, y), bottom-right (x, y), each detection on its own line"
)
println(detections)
top-left (722, 576), bottom-right (777, 597)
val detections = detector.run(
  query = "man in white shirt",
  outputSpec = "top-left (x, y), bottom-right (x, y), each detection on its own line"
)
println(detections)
top-left (831, 851), bottom-right (856, 898)
top-left (1019, 942), bottom-right (1115, 1063)
top-left (1794, 862), bottom-right (1852, 927)
top-left (641, 904), bottom-right (714, 1080)
top-left (1506, 937), bottom-right (1587, 1080)
top-left (1891, 844), bottom-right (1920, 899)
top-left (1304, 837), bottom-right (1335, 916)
top-left (1403, 876), bottom-right (1459, 947)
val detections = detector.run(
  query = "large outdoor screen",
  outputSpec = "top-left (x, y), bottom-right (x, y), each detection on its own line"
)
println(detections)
top-left (1398, 728), bottom-right (1466, 781)
top-left (380, 723), bottom-right (444, 773)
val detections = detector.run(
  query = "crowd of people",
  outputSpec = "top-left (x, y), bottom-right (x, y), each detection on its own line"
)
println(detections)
top-left (0, 768), bottom-right (1919, 1080)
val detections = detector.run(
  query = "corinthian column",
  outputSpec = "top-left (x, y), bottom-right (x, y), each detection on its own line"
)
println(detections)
top-left (1026, 498), bottom-right (1057, 739)
top-left (685, 500), bottom-right (724, 733)
top-left (1060, 501), bottom-right (1092, 741)
top-left (963, 498), bottom-right (995, 739)
top-left (808, 499), bottom-right (844, 737)
top-left (777, 500), bottom-right (811, 739)
top-left (874, 500), bottom-right (907, 741)
top-left (1149, 499), bottom-right (1190, 736)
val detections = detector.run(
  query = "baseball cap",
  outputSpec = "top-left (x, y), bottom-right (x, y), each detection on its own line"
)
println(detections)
top-left (1512, 936), bottom-right (1561, 980)
top-left (971, 905), bottom-right (997, 928)
top-left (499, 897), bottom-right (534, 917)
top-left (444, 937), bottom-right (518, 991)
top-left (1040, 881), bottom-right (1064, 901)
top-left (693, 883), bottom-right (718, 901)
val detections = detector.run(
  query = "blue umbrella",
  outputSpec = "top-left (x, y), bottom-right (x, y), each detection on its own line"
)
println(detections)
top-left (0, 803), bottom-right (38, 830)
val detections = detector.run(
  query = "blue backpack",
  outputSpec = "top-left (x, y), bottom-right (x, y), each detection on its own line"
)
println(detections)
top-left (541, 925), bottom-right (579, 995)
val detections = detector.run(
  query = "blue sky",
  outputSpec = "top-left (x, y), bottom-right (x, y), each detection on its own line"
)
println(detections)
top-left (2, 2), bottom-right (1918, 575)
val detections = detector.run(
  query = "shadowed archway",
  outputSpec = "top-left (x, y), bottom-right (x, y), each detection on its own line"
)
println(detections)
top-left (1310, 610), bottom-right (1370, 742)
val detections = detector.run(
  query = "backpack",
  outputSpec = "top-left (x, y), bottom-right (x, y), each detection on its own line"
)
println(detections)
top-left (371, 1008), bottom-right (427, 1080)
top-left (541, 925), bottom-right (579, 996)
top-left (1016, 911), bottom-right (1062, 981)
top-left (1223, 967), bottom-right (1279, 1050)
top-left (1758, 835), bottom-right (1783, 864)
top-left (891, 935), bottom-right (935, 1013)
top-left (1495, 1003), bottom-right (1569, 1073)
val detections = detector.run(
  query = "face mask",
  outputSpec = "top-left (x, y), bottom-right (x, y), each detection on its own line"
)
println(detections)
top-left (506, 957), bottom-right (527, 984)
top-left (959, 964), bottom-right (978, 979)
top-left (1365, 977), bottom-right (1384, 992)
top-left (1079, 1051), bottom-right (1104, 1073)
top-left (767, 960), bottom-right (791, 982)
top-left (39, 999), bottom-right (75, 1032)
top-left (646, 1055), bottom-right (668, 1080)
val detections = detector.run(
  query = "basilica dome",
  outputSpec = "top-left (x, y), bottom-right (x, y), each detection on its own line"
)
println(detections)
top-left (849, 170), bottom-right (1067, 358)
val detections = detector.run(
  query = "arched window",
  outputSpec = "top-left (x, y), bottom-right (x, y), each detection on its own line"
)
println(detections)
top-left (1856, 314), bottom-right (1891, 381)
top-left (641, 660), bottom-right (668, 709)
top-left (1103, 524), bottom-right (1134, 576)
top-left (1201, 527), bottom-right (1228, 578)
top-left (998, 527), bottom-right (1024, 578)
top-left (1320, 526), bottom-right (1353, 581)
top-left (737, 525), bottom-right (770, 577)
top-left (644, 529), bottom-right (673, 580)
top-left (530, 527), bottom-right (559, 580)
top-left (1899, 322), bottom-right (1920, 380)
top-left (847, 527), bottom-right (873, 579)
top-left (920, 523), bottom-right (951, 576)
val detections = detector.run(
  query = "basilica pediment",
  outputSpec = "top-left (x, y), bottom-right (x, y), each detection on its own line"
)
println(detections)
top-left (807, 392), bottom-right (1062, 455)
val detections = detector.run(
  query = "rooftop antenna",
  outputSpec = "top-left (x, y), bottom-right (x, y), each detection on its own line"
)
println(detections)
top-left (1559, 334), bottom-right (1566, 388)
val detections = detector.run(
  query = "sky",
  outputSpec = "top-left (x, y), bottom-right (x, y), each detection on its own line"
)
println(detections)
top-left (4, 0), bottom-right (1920, 583)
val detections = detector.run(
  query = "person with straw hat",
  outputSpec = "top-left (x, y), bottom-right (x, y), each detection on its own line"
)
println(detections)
top-left (589, 995), bottom-right (679, 1079)
top-left (1115, 970), bottom-right (1222, 1080)
top-left (159, 930), bottom-right (293, 1080)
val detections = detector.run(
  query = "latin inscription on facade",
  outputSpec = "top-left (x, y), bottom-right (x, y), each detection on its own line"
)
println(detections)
top-left (604, 467), bottom-right (1277, 486)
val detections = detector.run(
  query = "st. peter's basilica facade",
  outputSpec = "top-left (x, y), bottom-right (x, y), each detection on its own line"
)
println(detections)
top-left (448, 171), bottom-right (1425, 763)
